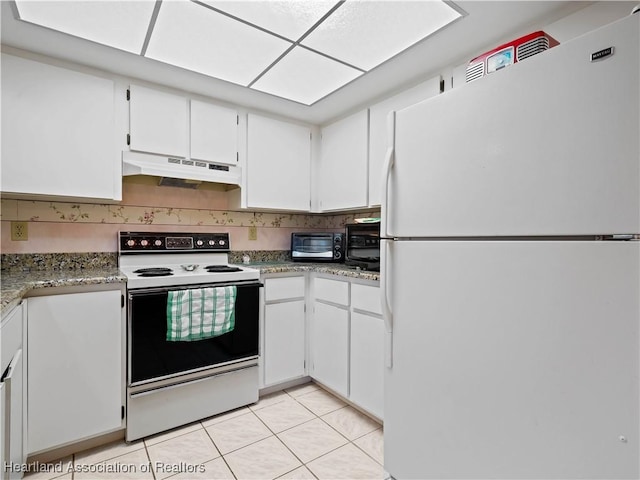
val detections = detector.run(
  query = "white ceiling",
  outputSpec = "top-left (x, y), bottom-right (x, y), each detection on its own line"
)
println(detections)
top-left (1, 1), bottom-right (593, 124)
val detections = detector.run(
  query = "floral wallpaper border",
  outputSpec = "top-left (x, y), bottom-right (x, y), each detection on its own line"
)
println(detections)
top-left (1, 199), bottom-right (380, 229)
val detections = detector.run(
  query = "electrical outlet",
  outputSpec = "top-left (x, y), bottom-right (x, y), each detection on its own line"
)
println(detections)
top-left (248, 226), bottom-right (258, 241)
top-left (11, 221), bottom-right (28, 241)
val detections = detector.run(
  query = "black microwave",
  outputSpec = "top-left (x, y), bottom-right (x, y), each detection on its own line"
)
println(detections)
top-left (291, 232), bottom-right (344, 262)
top-left (345, 223), bottom-right (380, 271)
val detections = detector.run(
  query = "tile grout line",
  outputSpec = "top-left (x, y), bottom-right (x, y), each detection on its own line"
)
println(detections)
top-left (313, 406), bottom-right (384, 468)
top-left (200, 425), bottom-right (238, 480)
top-left (246, 392), bottom-right (310, 472)
top-left (248, 389), bottom-right (338, 479)
top-left (351, 430), bottom-right (384, 467)
top-left (39, 384), bottom-right (382, 479)
top-left (277, 390), bottom-right (356, 478)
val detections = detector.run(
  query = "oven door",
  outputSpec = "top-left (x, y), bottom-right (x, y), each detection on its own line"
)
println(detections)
top-left (128, 280), bottom-right (260, 391)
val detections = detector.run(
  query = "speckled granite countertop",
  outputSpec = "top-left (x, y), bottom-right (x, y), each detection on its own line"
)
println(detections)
top-left (0, 257), bottom-right (379, 318)
top-left (1, 268), bottom-right (126, 318)
top-left (248, 262), bottom-right (380, 282)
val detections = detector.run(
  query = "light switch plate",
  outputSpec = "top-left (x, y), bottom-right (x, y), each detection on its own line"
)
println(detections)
top-left (248, 226), bottom-right (258, 241)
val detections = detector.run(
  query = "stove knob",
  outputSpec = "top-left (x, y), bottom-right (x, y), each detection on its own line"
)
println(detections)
top-left (196, 240), bottom-right (204, 246)
top-left (127, 239), bottom-right (135, 247)
top-left (219, 239), bottom-right (226, 246)
top-left (154, 240), bottom-right (162, 247)
top-left (208, 240), bottom-right (216, 246)
top-left (140, 239), bottom-right (149, 247)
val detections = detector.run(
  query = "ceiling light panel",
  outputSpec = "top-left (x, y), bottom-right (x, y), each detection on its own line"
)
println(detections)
top-left (302, 0), bottom-right (462, 71)
top-left (145, 0), bottom-right (293, 86)
top-left (14, 0), bottom-right (155, 54)
top-left (251, 46), bottom-right (362, 105)
top-left (199, 0), bottom-right (340, 40)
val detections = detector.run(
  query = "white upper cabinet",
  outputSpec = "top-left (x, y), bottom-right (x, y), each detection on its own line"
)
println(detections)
top-left (190, 100), bottom-right (238, 166)
top-left (1, 53), bottom-right (120, 201)
top-left (129, 84), bottom-right (189, 158)
top-left (368, 76), bottom-right (441, 206)
top-left (318, 109), bottom-right (369, 211)
top-left (129, 85), bottom-right (239, 167)
top-left (246, 114), bottom-right (311, 211)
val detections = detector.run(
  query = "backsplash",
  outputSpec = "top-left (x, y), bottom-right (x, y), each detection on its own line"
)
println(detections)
top-left (0, 252), bottom-right (118, 272)
top-left (0, 250), bottom-right (291, 272)
top-left (0, 179), bottom-right (380, 254)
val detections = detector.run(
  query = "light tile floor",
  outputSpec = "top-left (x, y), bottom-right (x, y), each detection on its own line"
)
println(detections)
top-left (25, 382), bottom-right (384, 480)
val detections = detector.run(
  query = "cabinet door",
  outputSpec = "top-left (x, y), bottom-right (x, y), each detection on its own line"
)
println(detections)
top-left (247, 114), bottom-right (311, 211)
top-left (27, 290), bottom-right (123, 454)
top-left (264, 301), bottom-right (306, 386)
top-left (311, 302), bottom-right (349, 396)
top-left (1, 54), bottom-right (119, 201)
top-left (1, 301), bottom-right (25, 472)
top-left (350, 312), bottom-right (384, 419)
top-left (368, 76), bottom-right (441, 206)
top-left (129, 84), bottom-right (188, 157)
top-left (190, 100), bottom-right (238, 165)
top-left (0, 383), bottom-right (4, 480)
top-left (318, 109), bottom-right (369, 211)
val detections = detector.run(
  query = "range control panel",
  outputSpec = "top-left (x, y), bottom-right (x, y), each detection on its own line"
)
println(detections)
top-left (119, 232), bottom-right (230, 253)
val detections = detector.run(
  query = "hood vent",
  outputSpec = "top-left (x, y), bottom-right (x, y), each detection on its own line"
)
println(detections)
top-left (158, 177), bottom-right (201, 189)
top-left (122, 151), bottom-right (241, 188)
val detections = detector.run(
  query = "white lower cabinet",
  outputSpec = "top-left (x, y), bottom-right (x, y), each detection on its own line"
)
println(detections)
top-left (310, 301), bottom-right (349, 397)
top-left (27, 289), bottom-right (124, 454)
top-left (262, 276), bottom-right (306, 387)
top-left (1, 301), bottom-right (26, 479)
top-left (350, 311), bottom-right (384, 419)
top-left (350, 283), bottom-right (383, 419)
top-left (264, 302), bottom-right (306, 386)
top-left (261, 272), bottom-right (382, 419)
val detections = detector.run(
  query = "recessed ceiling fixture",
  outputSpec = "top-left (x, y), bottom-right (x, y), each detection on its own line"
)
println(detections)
top-left (13, 0), bottom-right (463, 105)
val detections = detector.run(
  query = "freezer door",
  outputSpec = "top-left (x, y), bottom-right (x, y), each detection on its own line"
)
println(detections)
top-left (387, 15), bottom-right (639, 238)
top-left (384, 240), bottom-right (639, 479)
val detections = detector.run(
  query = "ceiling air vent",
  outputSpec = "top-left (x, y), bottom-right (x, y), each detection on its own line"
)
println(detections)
top-left (517, 37), bottom-right (550, 61)
top-left (465, 62), bottom-right (485, 82)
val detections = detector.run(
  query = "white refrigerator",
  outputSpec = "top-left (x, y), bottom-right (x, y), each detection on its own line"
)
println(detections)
top-left (381, 13), bottom-right (639, 480)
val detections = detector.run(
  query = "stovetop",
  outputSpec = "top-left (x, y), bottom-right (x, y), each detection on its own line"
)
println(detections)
top-left (119, 232), bottom-right (260, 289)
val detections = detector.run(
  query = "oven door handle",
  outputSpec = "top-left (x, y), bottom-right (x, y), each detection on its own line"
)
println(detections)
top-left (129, 281), bottom-right (264, 296)
top-left (130, 365), bottom-right (257, 398)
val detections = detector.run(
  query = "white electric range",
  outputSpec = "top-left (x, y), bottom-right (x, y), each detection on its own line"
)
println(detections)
top-left (119, 231), bottom-right (262, 442)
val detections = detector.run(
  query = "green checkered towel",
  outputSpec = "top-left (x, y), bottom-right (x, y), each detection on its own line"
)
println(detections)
top-left (166, 286), bottom-right (237, 341)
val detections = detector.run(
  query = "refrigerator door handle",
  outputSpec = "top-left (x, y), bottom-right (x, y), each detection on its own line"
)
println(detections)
top-left (380, 111), bottom-right (396, 240)
top-left (381, 239), bottom-right (393, 368)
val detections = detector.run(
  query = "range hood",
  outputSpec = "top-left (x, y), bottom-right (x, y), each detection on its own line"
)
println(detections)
top-left (122, 151), bottom-right (241, 188)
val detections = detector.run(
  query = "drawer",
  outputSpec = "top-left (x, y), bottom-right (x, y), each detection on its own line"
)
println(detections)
top-left (351, 283), bottom-right (382, 316)
top-left (265, 276), bottom-right (305, 302)
top-left (314, 277), bottom-right (349, 306)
